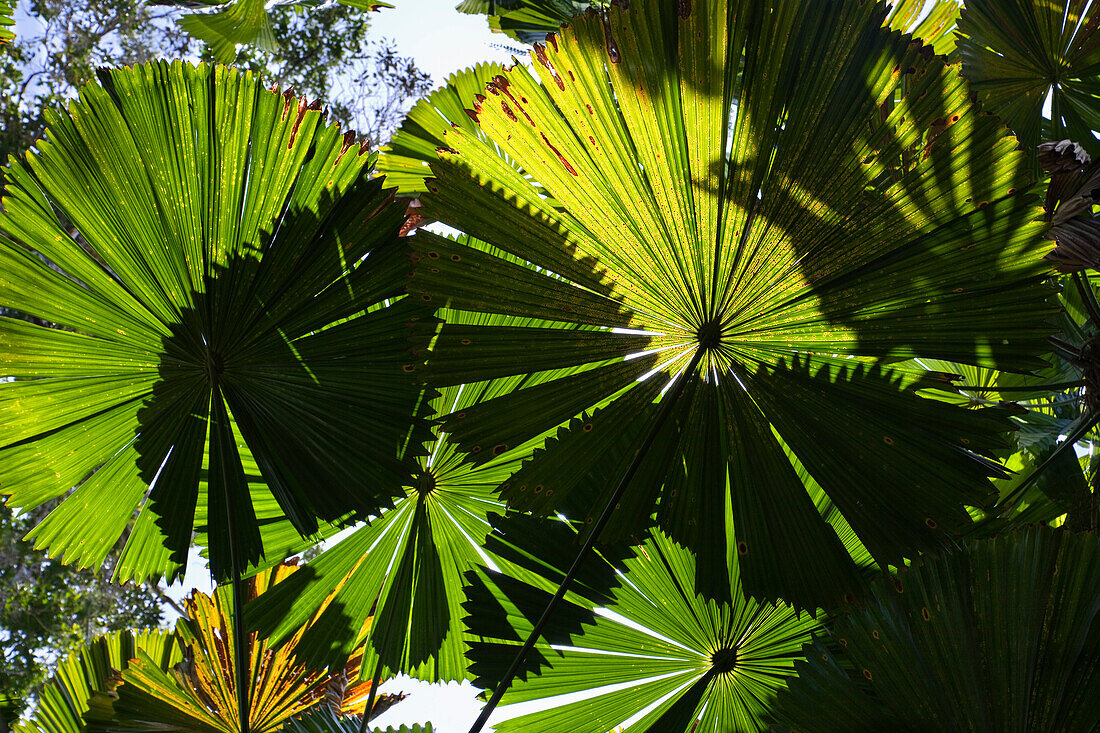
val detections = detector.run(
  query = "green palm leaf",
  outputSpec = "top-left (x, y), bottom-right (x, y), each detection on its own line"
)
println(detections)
top-left (412, 0), bottom-right (1056, 607)
top-left (0, 0), bottom-right (14, 44)
top-left (177, 0), bottom-right (392, 63)
top-left (956, 0), bottom-right (1100, 158)
top-left (250, 242), bottom-right (604, 681)
top-left (455, 0), bottom-right (596, 44)
top-left (463, 519), bottom-right (820, 732)
top-left (378, 64), bottom-right (508, 198)
top-left (0, 61), bottom-right (431, 583)
top-left (774, 526), bottom-right (1100, 731)
top-left (87, 564), bottom-right (398, 732)
top-left (457, 0), bottom-right (960, 51)
top-left (13, 630), bottom-right (180, 733)
top-left (882, 0), bottom-right (960, 55)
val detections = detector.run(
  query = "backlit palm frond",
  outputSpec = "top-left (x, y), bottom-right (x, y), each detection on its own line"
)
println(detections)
top-left (464, 518), bottom-right (821, 732)
top-left (957, 0), bottom-right (1100, 158)
top-left (411, 0), bottom-right (1056, 609)
top-left (0, 61), bottom-right (432, 584)
top-left (87, 563), bottom-right (401, 732)
top-left (250, 242), bottom-right (608, 682)
top-left (774, 526), bottom-right (1100, 731)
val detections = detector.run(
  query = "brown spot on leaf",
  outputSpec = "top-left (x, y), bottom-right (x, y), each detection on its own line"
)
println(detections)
top-left (540, 132), bottom-right (578, 175)
top-left (862, 669), bottom-right (873, 681)
top-left (402, 364), bottom-right (415, 372)
top-left (921, 607), bottom-right (931, 621)
top-left (492, 444), bottom-right (508, 456)
top-left (737, 541), bottom-right (748, 556)
top-left (601, 12), bottom-right (620, 63)
top-left (925, 517), bottom-right (937, 528)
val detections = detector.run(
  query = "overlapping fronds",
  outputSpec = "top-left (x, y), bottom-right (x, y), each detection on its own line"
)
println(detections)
top-left (86, 563), bottom-right (402, 732)
top-left (412, 0), bottom-right (1056, 609)
top-left (378, 64), bottom-right (508, 197)
top-left (14, 630), bottom-right (179, 733)
top-left (251, 246), bottom-right (603, 681)
top-left (957, 0), bottom-right (1100, 158)
top-left (774, 527), bottom-right (1100, 731)
top-left (464, 523), bottom-right (820, 732)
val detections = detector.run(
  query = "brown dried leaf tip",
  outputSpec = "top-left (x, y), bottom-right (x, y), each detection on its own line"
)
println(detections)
top-left (1039, 139), bottom-right (1091, 174)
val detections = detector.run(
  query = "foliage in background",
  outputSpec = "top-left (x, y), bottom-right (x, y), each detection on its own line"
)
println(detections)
top-left (0, 504), bottom-right (163, 718)
top-left (0, 0), bottom-right (430, 170)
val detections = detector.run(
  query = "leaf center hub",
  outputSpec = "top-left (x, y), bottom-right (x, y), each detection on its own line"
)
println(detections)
top-left (695, 319), bottom-right (723, 350)
top-left (710, 646), bottom-right (737, 673)
top-left (415, 470), bottom-right (437, 496)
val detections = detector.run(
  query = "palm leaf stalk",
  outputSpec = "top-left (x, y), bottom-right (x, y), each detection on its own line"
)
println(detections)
top-left (468, 346), bottom-right (703, 732)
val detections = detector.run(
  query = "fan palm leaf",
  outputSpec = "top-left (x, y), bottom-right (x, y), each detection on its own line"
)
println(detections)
top-left (250, 241), bottom-right (607, 682)
top-left (457, 0), bottom-right (959, 51)
top-left (85, 563), bottom-right (402, 732)
top-left (410, 0), bottom-right (1056, 608)
top-left (463, 518), bottom-right (820, 732)
top-left (956, 0), bottom-right (1100, 158)
top-left (0, 0), bottom-right (14, 44)
top-left (773, 526), bottom-right (1100, 731)
top-left (0, 61), bottom-right (432, 583)
top-left (378, 64), bottom-right (508, 198)
top-left (177, 0), bottom-right (392, 63)
top-left (14, 630), bottom-right (180, 733)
